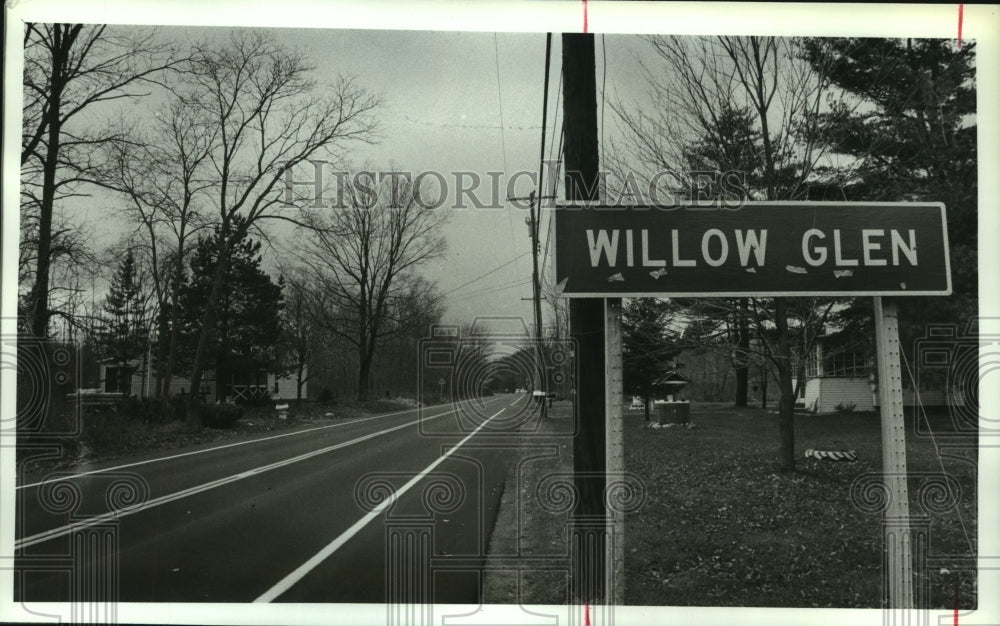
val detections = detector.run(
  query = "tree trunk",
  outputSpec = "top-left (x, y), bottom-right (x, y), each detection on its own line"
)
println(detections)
top-left (760, 365), bottom-right (768, 409)
top-left (774, 297), bottom-right (796, 472)
top-left (185, 249), bottom-right (230, 428)
top-left (735, 366), bottom-right (748, 407)
top-left (734, 298), bottom-right (749, 406)
top-left (296, 362), bottom-right (305, 403)
top-left (29, 56), bottom-right (65, 339)
top-left (153, 313), bottom-right (168, 400)
top-left (161, 236), bottom-right (187, 421)
top-left (357, 351), bottom-right (371, 401)
top-left (643, 393), bottom-right (650, 422)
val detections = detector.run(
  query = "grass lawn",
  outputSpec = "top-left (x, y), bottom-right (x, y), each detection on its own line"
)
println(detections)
top-left (624, 402), bottom-right (977, 608)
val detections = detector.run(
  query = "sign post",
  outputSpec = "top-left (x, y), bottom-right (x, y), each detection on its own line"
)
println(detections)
top-left (873, 296), bottom-right (914, 609)
top-left (604, 298), bottom-right (625, 603)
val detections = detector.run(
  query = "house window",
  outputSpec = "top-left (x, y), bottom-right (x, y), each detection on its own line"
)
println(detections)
top-left (806, 353), bottom-right (819, 378)
top-left (823, 349), bottom-right (869, 377)
top-left (105, 366), bottom-right (132, 394)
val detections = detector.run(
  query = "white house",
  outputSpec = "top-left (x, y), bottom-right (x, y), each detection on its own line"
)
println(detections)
top-left (798, 337), bottom-right (964, 413)
top-left (98, 358), bottom-right (307, 402)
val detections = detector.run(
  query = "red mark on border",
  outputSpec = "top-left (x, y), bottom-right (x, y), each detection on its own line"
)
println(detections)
top-left (954, 586), bottom-right (960, 625)
top-left (585, 603), bottom-right (592, 626)
top-left (958, 4), bottom-right (964, 50)
top-left (583, 0), bottom-right (589, 34)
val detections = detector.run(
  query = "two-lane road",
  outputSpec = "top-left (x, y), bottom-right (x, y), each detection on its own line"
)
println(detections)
top-left (15, 393), bottom-right (542, 604)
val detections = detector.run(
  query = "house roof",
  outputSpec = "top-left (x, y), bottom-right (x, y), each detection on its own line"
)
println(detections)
top-left (653, 371), bottom-right (691, 387)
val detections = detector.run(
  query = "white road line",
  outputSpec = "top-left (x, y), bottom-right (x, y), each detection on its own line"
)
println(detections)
top-left (254, 407), bottom-right (506, 603)
top-left (14, 409), bottom-right (458, 550)
top-left (16, 405), bottom-right (439, 490)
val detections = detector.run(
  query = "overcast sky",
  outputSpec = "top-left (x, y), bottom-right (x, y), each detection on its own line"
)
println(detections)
top-left (10, 3), bottom-right (997, 337)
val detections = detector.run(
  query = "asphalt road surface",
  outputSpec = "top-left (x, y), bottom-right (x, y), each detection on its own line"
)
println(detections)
top-left (15, 393), bottom-right (544, 604)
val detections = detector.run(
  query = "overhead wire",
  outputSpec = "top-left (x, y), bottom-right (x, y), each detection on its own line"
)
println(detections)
top-left (450, 278), bottom-right (533, 304)
top-left (601, 33), bottom-right (607, 178)
top-left (494, 32), bottom-right (526, 302)
top-left (539, 127), bottom-right (563, 278)
top-left (440, 252), bottom-right (532, 298)
top-left (538, 42), bottom-right (563, 297)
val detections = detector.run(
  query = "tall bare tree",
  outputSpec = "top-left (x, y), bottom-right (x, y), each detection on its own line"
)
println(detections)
top-left (103, 98), bottom-right (217, 406)
top-left (295, 172), bottom-right (448, 401)
top-left (612, 35), bottom-right (833, 470)
top-left (170, 31), bottom-right (379, 426)
top-left (276, 271), bottom-right (319, 403)
top-left (21, 24), bottom-right (182, 339)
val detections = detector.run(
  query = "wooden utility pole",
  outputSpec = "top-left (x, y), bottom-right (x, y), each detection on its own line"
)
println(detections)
top-left (528, 192), bottom-right (547, 418)
top-left (531, 32), bottom-right (553, 418)
top-left (562, 32), bottom-right (621, 610)
top-left (510, 190), bottom-right (554, 417)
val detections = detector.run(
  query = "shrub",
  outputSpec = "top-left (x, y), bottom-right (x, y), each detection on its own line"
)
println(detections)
top-left (318, 387), bottom-right (335, 404)
top-left (168, 395), bottom-right (187, 421)
top-left (113, 396), bottom-right (190, 423)
top-left (835, 402), bottom-right (857, 414)
top-left (116, 396), bottom-right (145, 420)
top-left (80, 407), bottom-right (132, 457)
top-left (199, 404), bottom-right (245, 429)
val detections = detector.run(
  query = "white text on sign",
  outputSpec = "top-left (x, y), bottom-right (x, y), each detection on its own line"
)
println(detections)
top-left (585, 228), bottom-right (917, 269)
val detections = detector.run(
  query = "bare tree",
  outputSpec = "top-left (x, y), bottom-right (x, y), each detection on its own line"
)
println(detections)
top-left (277, 271), bottom-right (319, 403)
top-left (18, 207), bottom-right (101, 335)
top-left (295, 172), bottom-right (448, 401)
top-left (169, 30), bottom-right (379, 426)
top-left (102, 98), bottom-right (217, 406)
top-left (21, 24), bottom-right (183, 339)
top-left (611, 35), bottom-right (833, 470)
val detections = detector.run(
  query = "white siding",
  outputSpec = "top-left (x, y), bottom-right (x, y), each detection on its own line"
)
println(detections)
top-left (816, 378), bottom-right (875, 413)
top-left (803, 378), bottom-right (822, 412)
top-left (806, 379), bottom-right (967, 412)
top-left (267, 369), bottom-right (307, 400)
top-left (159, 373), bottom-right (216, 399)
top-left (100, 358), bottom-right (144, 394)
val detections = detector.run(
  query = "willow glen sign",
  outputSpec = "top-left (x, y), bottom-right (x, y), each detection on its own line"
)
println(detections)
top-left (553, 202), bottom-right (951, 297)
top-left (555, 200), bottom-right (951, 609)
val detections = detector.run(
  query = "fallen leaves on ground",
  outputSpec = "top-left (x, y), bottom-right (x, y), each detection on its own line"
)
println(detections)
top-left (624, 403), bottom-right (977, 609)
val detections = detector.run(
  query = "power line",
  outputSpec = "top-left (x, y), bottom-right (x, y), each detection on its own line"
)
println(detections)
top-left (540, 127), bottom-right (564, 278)
top-left (601, 34), bottom-right (607, 174)
top-left (440, 252), bottom-right (531, 298)
top-left (548, 69), bottom-right (563, 197)
top-left (494, 33), bottom-right (526, 302)
top-left (538, 68), bottom-right (564, 283)
top-left (449, 278), bottom-right (532, 304)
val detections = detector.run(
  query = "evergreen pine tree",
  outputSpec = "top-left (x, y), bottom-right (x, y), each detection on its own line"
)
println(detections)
top-left (172, 221), bottom-right (284, 402)
top-left (623, 299), bottom-right (682, 422)
top-left (100, 250), bottom-right (148, 389)
top-left (801, 38), bottom-right (978, 338)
